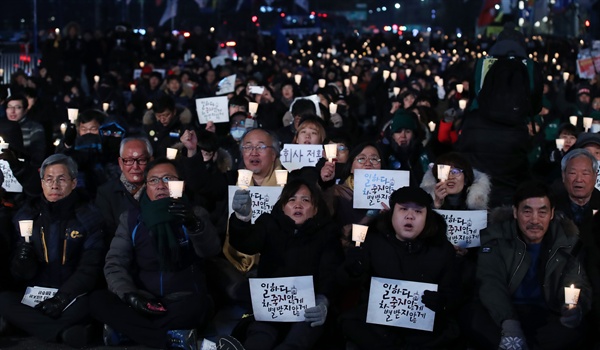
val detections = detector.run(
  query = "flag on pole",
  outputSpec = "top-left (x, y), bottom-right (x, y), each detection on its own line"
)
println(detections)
top-left (159, 0), bottom-right (178, 26)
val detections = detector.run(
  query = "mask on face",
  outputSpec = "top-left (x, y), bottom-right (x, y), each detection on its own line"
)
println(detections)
top-left (230, 127), bottom-right (246, 141)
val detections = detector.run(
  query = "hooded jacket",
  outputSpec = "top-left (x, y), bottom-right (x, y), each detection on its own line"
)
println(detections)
top-left (477, 207), bottom-right (591, 327)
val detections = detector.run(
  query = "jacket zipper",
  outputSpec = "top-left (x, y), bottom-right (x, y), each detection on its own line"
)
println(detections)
top-left (508, 237), bottom-right (526, 289)
top-left (41, 226), bottom-right (49, 263)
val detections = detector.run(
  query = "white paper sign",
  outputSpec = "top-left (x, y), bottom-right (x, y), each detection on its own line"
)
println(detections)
top-left (0, 160), bottom-right (23, 192)
top-left (366, 277), bottom-right (437, 332)
top-left (435, 210), bottom-right (487, 248)
top-left (228, 185), bottom-right (283, 223)
top-left (353, 169), bottom-right (409, 209)
top-left (216, 74), bottom-right (236, 95)
top-left (195, 96), bottom-right (230, 124)
top-left (249, 85), bottom-right (265, 95)
top-left (595, 172), bottom-right (600, 191)
top-left (279, 144), bottom-right (324, 171)
top-left (21, 286), bottom-right (58, 307)
top-left (249, 276), bottom-right (316, 322)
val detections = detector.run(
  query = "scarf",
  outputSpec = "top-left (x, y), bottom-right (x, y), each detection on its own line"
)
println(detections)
top-left (139, 192), bottom-right (180, 271)
top-left (120, 173), bottom-right (145, 200)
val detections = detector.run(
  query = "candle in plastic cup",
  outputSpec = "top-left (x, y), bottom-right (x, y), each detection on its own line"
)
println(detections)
top-left (129, 83), bottom-right (136, 92)
top-left (458, 99), bottom-right (468, 110)
top-left (102, 103), bottom-right (109, 112)
top-left (166, 148), bottom-right (178, 160)
top-left (168, 181), bottom-right (184, 199)
top-left (584, 117), bottom-right (593, 131)
top-left (19, 220), bottom-right (33, 243)
top-left (324, 143), bottom-right (337, 162)
top-left (405, 68), bottom-right (412, 77)
top-left (563, 72), bottom-right (570, 82)
top-left (352, 224), bottom-right (369, 247)
top-left (344, 78), bottom-right (350, 87)
top-left (555, 139), bottom-right (565, 151)
top-left (594, 209), bottom-right (598, 216)
top-left (329, 103), bottom-right (338, 115)
top-left (249, 102), bottom-right (258, 115)
top-left (456, 84), bottom-right (464, 93)
top-left (382, 70), bottom-right (390, 80)
top-left (428, 121), bottom-right (436, 132)
top-left (393, 87), bottom-right (400, 96)
top-left (342, 64), bottom-right (350, 73)
top-left (390, 72), bottom-right (397, 81)
top-left (351, 75), bottom-right (358, 85)
top-left (67, 108), bottom-right (78, 123)
top-left (237, 169), bottom-right (253, 189)
top-left (564, 284), bottom-right (580, 307)
top-left (275, 170), bottom-right (288, 187)
top-left (93, 75), bottom-right (100, 83)
top-left (318, 79), bottom-right (326, 88)
top-left (437, 164), bottom-right (451, 182)
top-left (569, 116), bottom-right (578, 126)
top-left (146, 102), bottom-right (153, 110)
top-left (294, 74), bottom-right (302, 85)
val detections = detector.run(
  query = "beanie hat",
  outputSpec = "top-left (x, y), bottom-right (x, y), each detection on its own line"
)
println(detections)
top-left (391, 110), bottom-right (417, 133)
top-left (389, 186), bottom-right (433, 209)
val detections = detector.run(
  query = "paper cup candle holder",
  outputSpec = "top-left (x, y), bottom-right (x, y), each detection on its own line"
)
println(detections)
top-left (67, 108), bottom-right (78, 124)
top-left (564, 284), bottom-right (580, 309)
top-left (352, 224), bottom-right (369, 247)
top-left (275, 170), bottom-right (288, 187)
top-left (19, 220), bottom-right (33, 243)
top-left (238, 169), bottom-right (253, 189)
top-left (168, 181), bottom-right (184, 199)
top-left (437, 164), bottom-right (451, 182)
top-left (324, 144), bottom-right (338, 162)
top-left (555, 139), bottom-right (564, 151)
top-left (166, 148), bottom-right (178, 160)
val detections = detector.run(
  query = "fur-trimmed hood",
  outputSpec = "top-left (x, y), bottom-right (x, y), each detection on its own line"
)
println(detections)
top-left (142, 105), bottom-right (193, 126)
top-left (420, 168), bottom-right (491, 210)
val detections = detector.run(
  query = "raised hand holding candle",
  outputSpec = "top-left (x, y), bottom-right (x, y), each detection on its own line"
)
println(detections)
top-left (275, 170), bottom-right (288, 186)
top-left (324, 143), bottom-right (337, 162)
top-left (19, 220), bottom-right (33, 243)
top-left (564, 284), bottom-right (580, 308)
top-left (166, 148), bottom-right (178, 160)
top-left (168, 181), bottom-right (184, 199)
top-left (237, 169), bottom-right (253, 189)
top-left (352, 224), bottom-right (369, 247)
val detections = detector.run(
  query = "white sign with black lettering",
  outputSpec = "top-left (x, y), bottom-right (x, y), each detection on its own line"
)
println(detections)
top-left (249, 276), bottom-right (316, 322)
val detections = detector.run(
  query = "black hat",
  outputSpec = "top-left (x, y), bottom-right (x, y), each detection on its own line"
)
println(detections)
top-left (389, 186), bottom-right (433, 209)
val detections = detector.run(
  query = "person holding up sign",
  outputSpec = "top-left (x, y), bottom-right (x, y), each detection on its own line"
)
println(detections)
top-left (470, 181), bottom-right (591, 349)
top-left (339, 186), bottom-right (461, 349)
top-left (229, 178), bottom-right (344, 350)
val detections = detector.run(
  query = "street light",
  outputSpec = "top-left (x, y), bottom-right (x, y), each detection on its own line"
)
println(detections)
top-left (395, 3), bottom-right (400, 9)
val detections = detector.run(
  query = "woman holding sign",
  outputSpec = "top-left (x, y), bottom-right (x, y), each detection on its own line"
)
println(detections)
top-left (339, 186), bottom-right (461, 349)
top-left (229, 178), bottom-right (344, 350)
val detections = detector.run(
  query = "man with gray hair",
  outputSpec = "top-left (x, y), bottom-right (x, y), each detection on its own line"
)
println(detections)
top-left (95, 136), bottom-right (153, 241)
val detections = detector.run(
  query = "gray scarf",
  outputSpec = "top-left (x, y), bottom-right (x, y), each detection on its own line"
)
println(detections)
top-left (120, 173), bottom-right (145, 200)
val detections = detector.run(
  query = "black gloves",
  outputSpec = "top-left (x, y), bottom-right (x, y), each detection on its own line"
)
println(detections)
top-left (35, 292), bottom-right (71, 319)
top-left (343, 246), bottom-right (365, 278)
top-left (124, 292), bottom-right (167, 316)
top-left (168, 200), bottom-right (203, 231)
top-left (11, 242), bottom-right (37, 280)
top-left (421, 290), bottom-right (446, 313)
top-left (64, 123), bottom-right (77, 147)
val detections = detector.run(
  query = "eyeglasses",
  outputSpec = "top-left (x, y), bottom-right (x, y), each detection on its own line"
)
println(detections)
top-left (449, 168), bottom-right (464, 176)
top-left (146, 175), bottom-right (179, 186)
top-left (120, 157), bottom-right (149, 166)
top-left (338, 145), bottom-right (348, 152)
top-left (241, 145), bottom-right (272, 154)
top-left (41, 176), bottom-right (73, 187)
top-left (355, 157), bottom-right (381, 165)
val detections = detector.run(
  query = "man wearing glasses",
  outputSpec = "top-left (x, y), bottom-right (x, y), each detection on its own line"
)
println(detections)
top-left (91, 158), bottom-right (220, 349)
top-left (0, 154), bottom-right (105, 347)
top-left (95, 136), bottom-right (153, 242)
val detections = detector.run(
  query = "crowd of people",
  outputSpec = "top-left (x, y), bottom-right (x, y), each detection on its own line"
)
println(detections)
top-left (0, 19), bottom-right (599, 350)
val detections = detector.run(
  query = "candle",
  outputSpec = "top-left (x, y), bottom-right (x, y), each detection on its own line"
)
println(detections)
top-left (139, 61), bottom-right (145, 68)
top-left (390, 72), bottom-right (397, 81)
top-left (569, 116), bottom-right (577, 126)
top-left (93, 75), bottom-right (100, 83)
top-left (67, 108), bottom-right (78, 123)
top-left (146, 102), bottom-right (153, 110)
top-left (382, 70), bottom-right (390, 80)
top-left (584, 117), bottom-right (593, 131)
top-left (351, 75), bottom-right (358, 85)
top-left (405, 68), bottom-right (412, 77)
top-left (129, 83), bottom-right (136, 92)
top-left (318, 79), bottom-right (326, 88)
top-left (294, 74), bottom-right (302, 85)
top-left (352, 224), bottom-right (369, 247)
top-left (324, 143), bottom-right (337, 162)
top-left (456, 84), bottom-right (464, 93)
top-left (564, 284), bottom-right (580, 308)
top-left (275, 170), bottom-right (288, 187)
top-left (342, 64), bottom-right (350, 73)
top-left (60, 123), bottom-right (67, 136)
top-left (166, 148), bottom-right (178, 160)
top-left (102, 102), bottom-right (109, 112)
top-left (248, 102), bottom-right (258, 115)
top-left (19, 220), bottom-right (33, 243)
top-left (459, 99), bottom-right (468, 110)
top-left (428, 121), bottom-right (436, 132)
top-left (563, 72), bottom-right (570, 82)
top-left (393, 87), bottom-right (400, 96)
top-left (237, 169), bottom-right (253, 189)
top-left (556, 139), bottom-right (564, 151)
top-left (437, 164), bottom-right (451, 182)
top-left (344, 78), bottom-right (350, 88)
top-left (329, 103), bottom-right (338, 115)
top-left (168, 181), bottom-right (184, 199)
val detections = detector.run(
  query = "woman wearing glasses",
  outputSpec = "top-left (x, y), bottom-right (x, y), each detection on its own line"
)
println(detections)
top-left (324, 142), bottom-right (388, 249)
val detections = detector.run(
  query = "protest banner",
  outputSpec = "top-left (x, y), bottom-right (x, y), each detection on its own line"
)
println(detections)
top-left (0, 160), bottom-right (22, 192)
top-left (435, 209), bottom-right (487, 248)
top-left (228, 186), bottom-right (283, 223)
top-left (249, 276), bottom-right (316, 322)
top-left (195, 96), bottom-right (230, 124)
top-left (353, 169), bottom-right (409, 209)
top-left (366, 277), bottom-right (437, 332)
top-left (279, 144), bottom-right (324, 171)
top-left (216, 74), bottom-right (236, 95)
